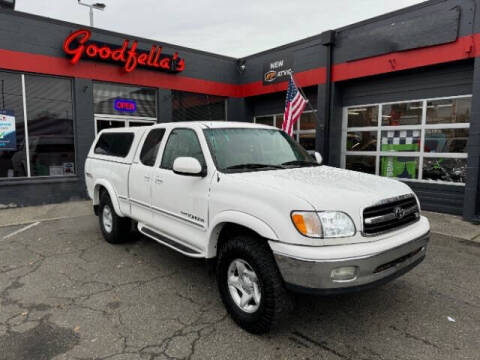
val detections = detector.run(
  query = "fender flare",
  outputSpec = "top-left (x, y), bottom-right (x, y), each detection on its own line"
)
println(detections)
top-left (206, 210), bottom-right (279, 258)
top-left (93, 179), bottom-right (124, 217)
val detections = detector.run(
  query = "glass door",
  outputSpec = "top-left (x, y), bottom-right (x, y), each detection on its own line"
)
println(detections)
top-left (128, 120), bottom-right (156, 127)
top-left (94, 116), bottom-right (156, 135)
top-left (96, 118), bottom-right (125, 133)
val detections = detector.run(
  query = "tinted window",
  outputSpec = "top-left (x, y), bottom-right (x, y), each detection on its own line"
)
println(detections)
top-left (94, 133), bottom-right (134, 158)
top-left (93, 83), bottom-right (157, 118)
top-left (140, 129), bottom-right (165, 166)
top-left (161, 129), bottom-right (205, 170)
top-left (25, 75), bottom-right (75, 177)
top-left (172, 91), bottom-right (225, 121)
top-left (347, 106), bottom-right (378, 127)
top-left (0, 71), bottom-right (27, 178)
top-left (426, 98), bottom-right (471, 124)
top-left (382, 102), bottom-right (422, 126)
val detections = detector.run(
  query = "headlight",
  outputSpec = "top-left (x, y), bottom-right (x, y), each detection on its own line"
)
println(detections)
top-left (317, 211), bottom-right (356, 238)
top-left (291, 211), bottom-right (356, 238)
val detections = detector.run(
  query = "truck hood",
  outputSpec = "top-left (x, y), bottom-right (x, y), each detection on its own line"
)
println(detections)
top-left (231, 166), bottom-right (413, 212)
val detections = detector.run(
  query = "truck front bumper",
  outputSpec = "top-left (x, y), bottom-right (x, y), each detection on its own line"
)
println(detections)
top-left (272, 231), bottom-right (430, 295)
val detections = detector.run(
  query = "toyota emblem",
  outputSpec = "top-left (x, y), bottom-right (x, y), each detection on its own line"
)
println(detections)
top-left (394, 207), bottom-right (406, 219)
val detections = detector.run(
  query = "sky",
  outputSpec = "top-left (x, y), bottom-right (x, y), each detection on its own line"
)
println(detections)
top-left (15, 0), bottom-right (426, 58)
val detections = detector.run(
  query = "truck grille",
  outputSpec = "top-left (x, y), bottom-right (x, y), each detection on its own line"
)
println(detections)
top-left (363, 195), bottom-right (420, 235)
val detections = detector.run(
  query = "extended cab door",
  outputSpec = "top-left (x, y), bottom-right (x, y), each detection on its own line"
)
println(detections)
top-left (128, 128), bottom-right (166, 224)
top-left (149, 127), bottom-right (212, 253)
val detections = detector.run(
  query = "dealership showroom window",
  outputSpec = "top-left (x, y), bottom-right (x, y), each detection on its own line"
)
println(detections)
top-left (254, 111), bottom-right (317, 150)
top-left (0, 71), bottom-right (75, 178)
top-left (343, 96), bottom-right (471, 184)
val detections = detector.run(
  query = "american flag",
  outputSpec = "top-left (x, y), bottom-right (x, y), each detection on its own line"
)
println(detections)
top-left (282, 76), bottom-right (308, 136)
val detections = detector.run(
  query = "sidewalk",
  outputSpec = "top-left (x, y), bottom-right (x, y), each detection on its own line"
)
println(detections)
top-left (0, 200), bottom-right (92, 227)
top-left (422, 210), bottom-right (480, 243)
top-left (0, 201), bottom-right (479, 243)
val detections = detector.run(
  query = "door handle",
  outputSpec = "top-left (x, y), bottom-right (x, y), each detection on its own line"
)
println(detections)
top-left (155, 177), bottom-right (163, 184)
top-left (144, 175), bottom-right (150, 182)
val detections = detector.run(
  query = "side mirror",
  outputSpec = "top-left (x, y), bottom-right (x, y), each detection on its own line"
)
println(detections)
top-left (313, 152), bottom-right (323, 164)
top-left (308, 151), bottom-right (323, 164)
top-left (173, 157), bottom-right (205, 177)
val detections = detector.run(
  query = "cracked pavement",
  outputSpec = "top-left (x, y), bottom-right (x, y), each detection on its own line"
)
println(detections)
top-left (0, 212), bottom-right (478, 359)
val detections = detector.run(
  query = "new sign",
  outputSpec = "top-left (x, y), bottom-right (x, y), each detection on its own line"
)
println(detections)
top-left (63, 29), bottom-right (185, 73)
top-left (263, 55), bottom-right (293, 85)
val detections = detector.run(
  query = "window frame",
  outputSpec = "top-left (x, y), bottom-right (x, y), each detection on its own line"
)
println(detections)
top-left (253, 110), bottom-right (317, 147)
top-left (341, 95), bottom-right (471, 186)
top-left (160, 127), bottom-right (206, 171)
top-left (0, 71), bottom-right (76, 180)
top-left (93, 81), bottom-right (158, 119)
top-left (94, 115), bottom-right (156, 135)
top-left (139, 128), bottom-right (166, 167)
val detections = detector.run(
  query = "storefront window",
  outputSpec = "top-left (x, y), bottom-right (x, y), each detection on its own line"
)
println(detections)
top-left (424, 128), bottom-right (469, 153)
top-left (299, 112), bottom-right (316, 131)
top-left (382, 102), bottom-right (422, 126)
top-left (0, 72), bottom-right (27, 178)
top-left (346, 155), bottom-right (376, 175)
top-left (347, 131), bottom-right (377, 152)
top-left (93, 83), bottom-right (156, 118)
top-left (426, 98), bottom-right (471, 124)
top-left (274, 115), bottom-right (283, 129)
top-left (255, 116), bottom-right (274, 127)
top-left (299, 133), bottom-right (316, 150)
top-left (347, 106), bottom-right (378, 127)
top-left (422, 158), bottom-right (467, 183)
top-left (0, 72), bottom-right (75, 179)
top-left (172, 91), bottom-right (226, 121)
top-left (96, 119), bottom-right (125, 132)
top-left (25, 75), bottom-right (75, 177)
top-left (343, 96), bottom-right (471, 184)
top-left (253, 111), bottom-right (317, 151)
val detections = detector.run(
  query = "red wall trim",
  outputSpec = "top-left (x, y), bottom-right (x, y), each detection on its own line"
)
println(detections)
top-left (0, 34), bottom-right (479, 99)
top-left (331, 34), bottom-right (479, 82)
top-left (0, 48), bottom-right (239, 97)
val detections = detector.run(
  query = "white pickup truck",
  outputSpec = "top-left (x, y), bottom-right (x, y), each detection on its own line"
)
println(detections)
top-left (85, 122), bottom-right (430, 334)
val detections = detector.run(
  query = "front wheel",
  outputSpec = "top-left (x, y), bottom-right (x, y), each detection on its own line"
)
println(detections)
top-left (99, 191), bottom-right (131, 244)
top-left (216, 234), bottom-right (291, 334)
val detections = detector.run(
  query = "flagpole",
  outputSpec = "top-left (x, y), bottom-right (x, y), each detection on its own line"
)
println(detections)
top-left (290, 72), bottom-right (322, 123)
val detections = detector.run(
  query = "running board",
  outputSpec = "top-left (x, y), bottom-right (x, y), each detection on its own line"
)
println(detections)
top-left (139, 226), bottom-right (203, 258)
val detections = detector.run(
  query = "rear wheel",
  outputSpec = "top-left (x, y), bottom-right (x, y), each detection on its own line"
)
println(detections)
top-left (99, 191), bottom-right (131, 244)
top-left (216, 234), bottom-right (291, 334)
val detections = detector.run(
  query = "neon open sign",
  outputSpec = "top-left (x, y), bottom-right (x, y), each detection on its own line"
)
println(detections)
top-left (114, 99), bottom-right (136, 113)
top-left (63, 29), bottom-right (185, 73)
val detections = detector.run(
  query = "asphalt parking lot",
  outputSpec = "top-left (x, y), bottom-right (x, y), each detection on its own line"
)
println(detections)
top-left (0, 208), bottom-right (479, 360)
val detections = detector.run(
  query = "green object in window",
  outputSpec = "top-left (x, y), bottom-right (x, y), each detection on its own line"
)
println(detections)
top-left (381, 143), bottom-right (418, 179)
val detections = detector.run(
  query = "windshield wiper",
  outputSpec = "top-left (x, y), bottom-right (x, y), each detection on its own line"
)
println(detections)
top-left (225, 163), bottom-right (284, 171)
top-left (281, 160), bottom-right (318, 167)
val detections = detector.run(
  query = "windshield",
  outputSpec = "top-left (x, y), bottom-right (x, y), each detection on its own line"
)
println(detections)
top-left (203, 128), bottom-right (318, 172)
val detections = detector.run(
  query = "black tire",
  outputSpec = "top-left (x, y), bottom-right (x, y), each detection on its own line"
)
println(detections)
top-left (99, 191), bottom-right (131, 244)
top-left (216, 234), bottom-right (291, 334)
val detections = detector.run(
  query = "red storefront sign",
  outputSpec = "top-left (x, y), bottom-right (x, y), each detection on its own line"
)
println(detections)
top-left (63, 29), bottom-right (185, 73)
